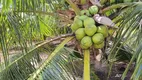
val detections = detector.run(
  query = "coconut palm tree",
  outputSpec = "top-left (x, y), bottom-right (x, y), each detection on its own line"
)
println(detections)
top-left (0, 0), bottom-right (142, 80)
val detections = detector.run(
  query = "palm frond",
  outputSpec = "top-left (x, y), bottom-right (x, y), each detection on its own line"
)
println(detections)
top-left (122, 43), bottom-right (142, 80)
top-left (0, 49), bottom-right (41, 80)
top-left (106, 2), bottom-right (142, 80)
top-left (29, 47), bottom-right (83, 80)
top-left (0, 0), bottom-right (71, 67)
top-left (28, 37), bottom-right (77, 80)
top-left (0, 34), bottom-right (74, 80)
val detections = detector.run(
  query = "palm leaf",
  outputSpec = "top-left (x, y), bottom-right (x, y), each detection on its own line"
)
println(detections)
top-left (106, 2), bottom-right (142, 80)
top-left (0, 34), bottom-right (74, 80)
top-left (0, 0), bottom-right (70, 68)
top-left (29, 47), bottom-right (83, 80)
top-left (28, 37), bottom-right (75, 80)
top-left (122, 43), bottom-right (142, 80)
top-left (0, 49), bottom-right (41, 80)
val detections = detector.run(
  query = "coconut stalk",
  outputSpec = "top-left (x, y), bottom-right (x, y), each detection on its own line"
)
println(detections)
top-left (65, 0), bottom-right (80, 15)
top-left (83, 49), bottom-right (90, 80)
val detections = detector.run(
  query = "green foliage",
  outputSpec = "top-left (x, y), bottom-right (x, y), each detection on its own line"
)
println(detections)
top-left (106, 2), bottom-right (142, 80)
top-left (0, 0), bottom-right (142, 80)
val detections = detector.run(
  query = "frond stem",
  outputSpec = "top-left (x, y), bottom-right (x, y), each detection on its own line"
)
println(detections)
top-left (101, 3), bottom-right (133, 13)
top-left (83, 49), bottom-right (90, 80)
top-left (65, 0), bottom-right (80, 15)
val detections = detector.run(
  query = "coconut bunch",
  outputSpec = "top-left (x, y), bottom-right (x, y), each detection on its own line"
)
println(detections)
top-left (71, 5), bottom-right (109, 49)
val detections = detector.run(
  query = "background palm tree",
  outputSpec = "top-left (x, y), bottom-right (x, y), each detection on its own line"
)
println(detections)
top-left (0, 0), bottom-right (142, 80)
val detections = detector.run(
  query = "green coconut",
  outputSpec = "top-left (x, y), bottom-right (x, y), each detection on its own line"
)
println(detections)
top-left (94, 41), bottom-right (104, 49)
top-left (74, 18), bottom-right (83, 27)
top-left (75, 28), bottom-right (86, 40)
top-left (80, 10), bottom-right (91, 16)
top-left (83, 17), bottom-right (95, 27)
top-left (78, 15), bottom-right (88, 21)
top-left (80, 44), bottom-right (88, 49)
top-left (92, 33), bottom-right (104, 44)
top-left (81, 36), bottom-right (93, 49)
top-left (89, 5), bottom-right (99, 15)
top-left (71, 18), bottom-right (83, 31)
top-left (84, 24), bottom-right (97, 36)
top-left (97, 25), bottom-right (108, 37)
top-left (71, 23), bottom-right (78, 32)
